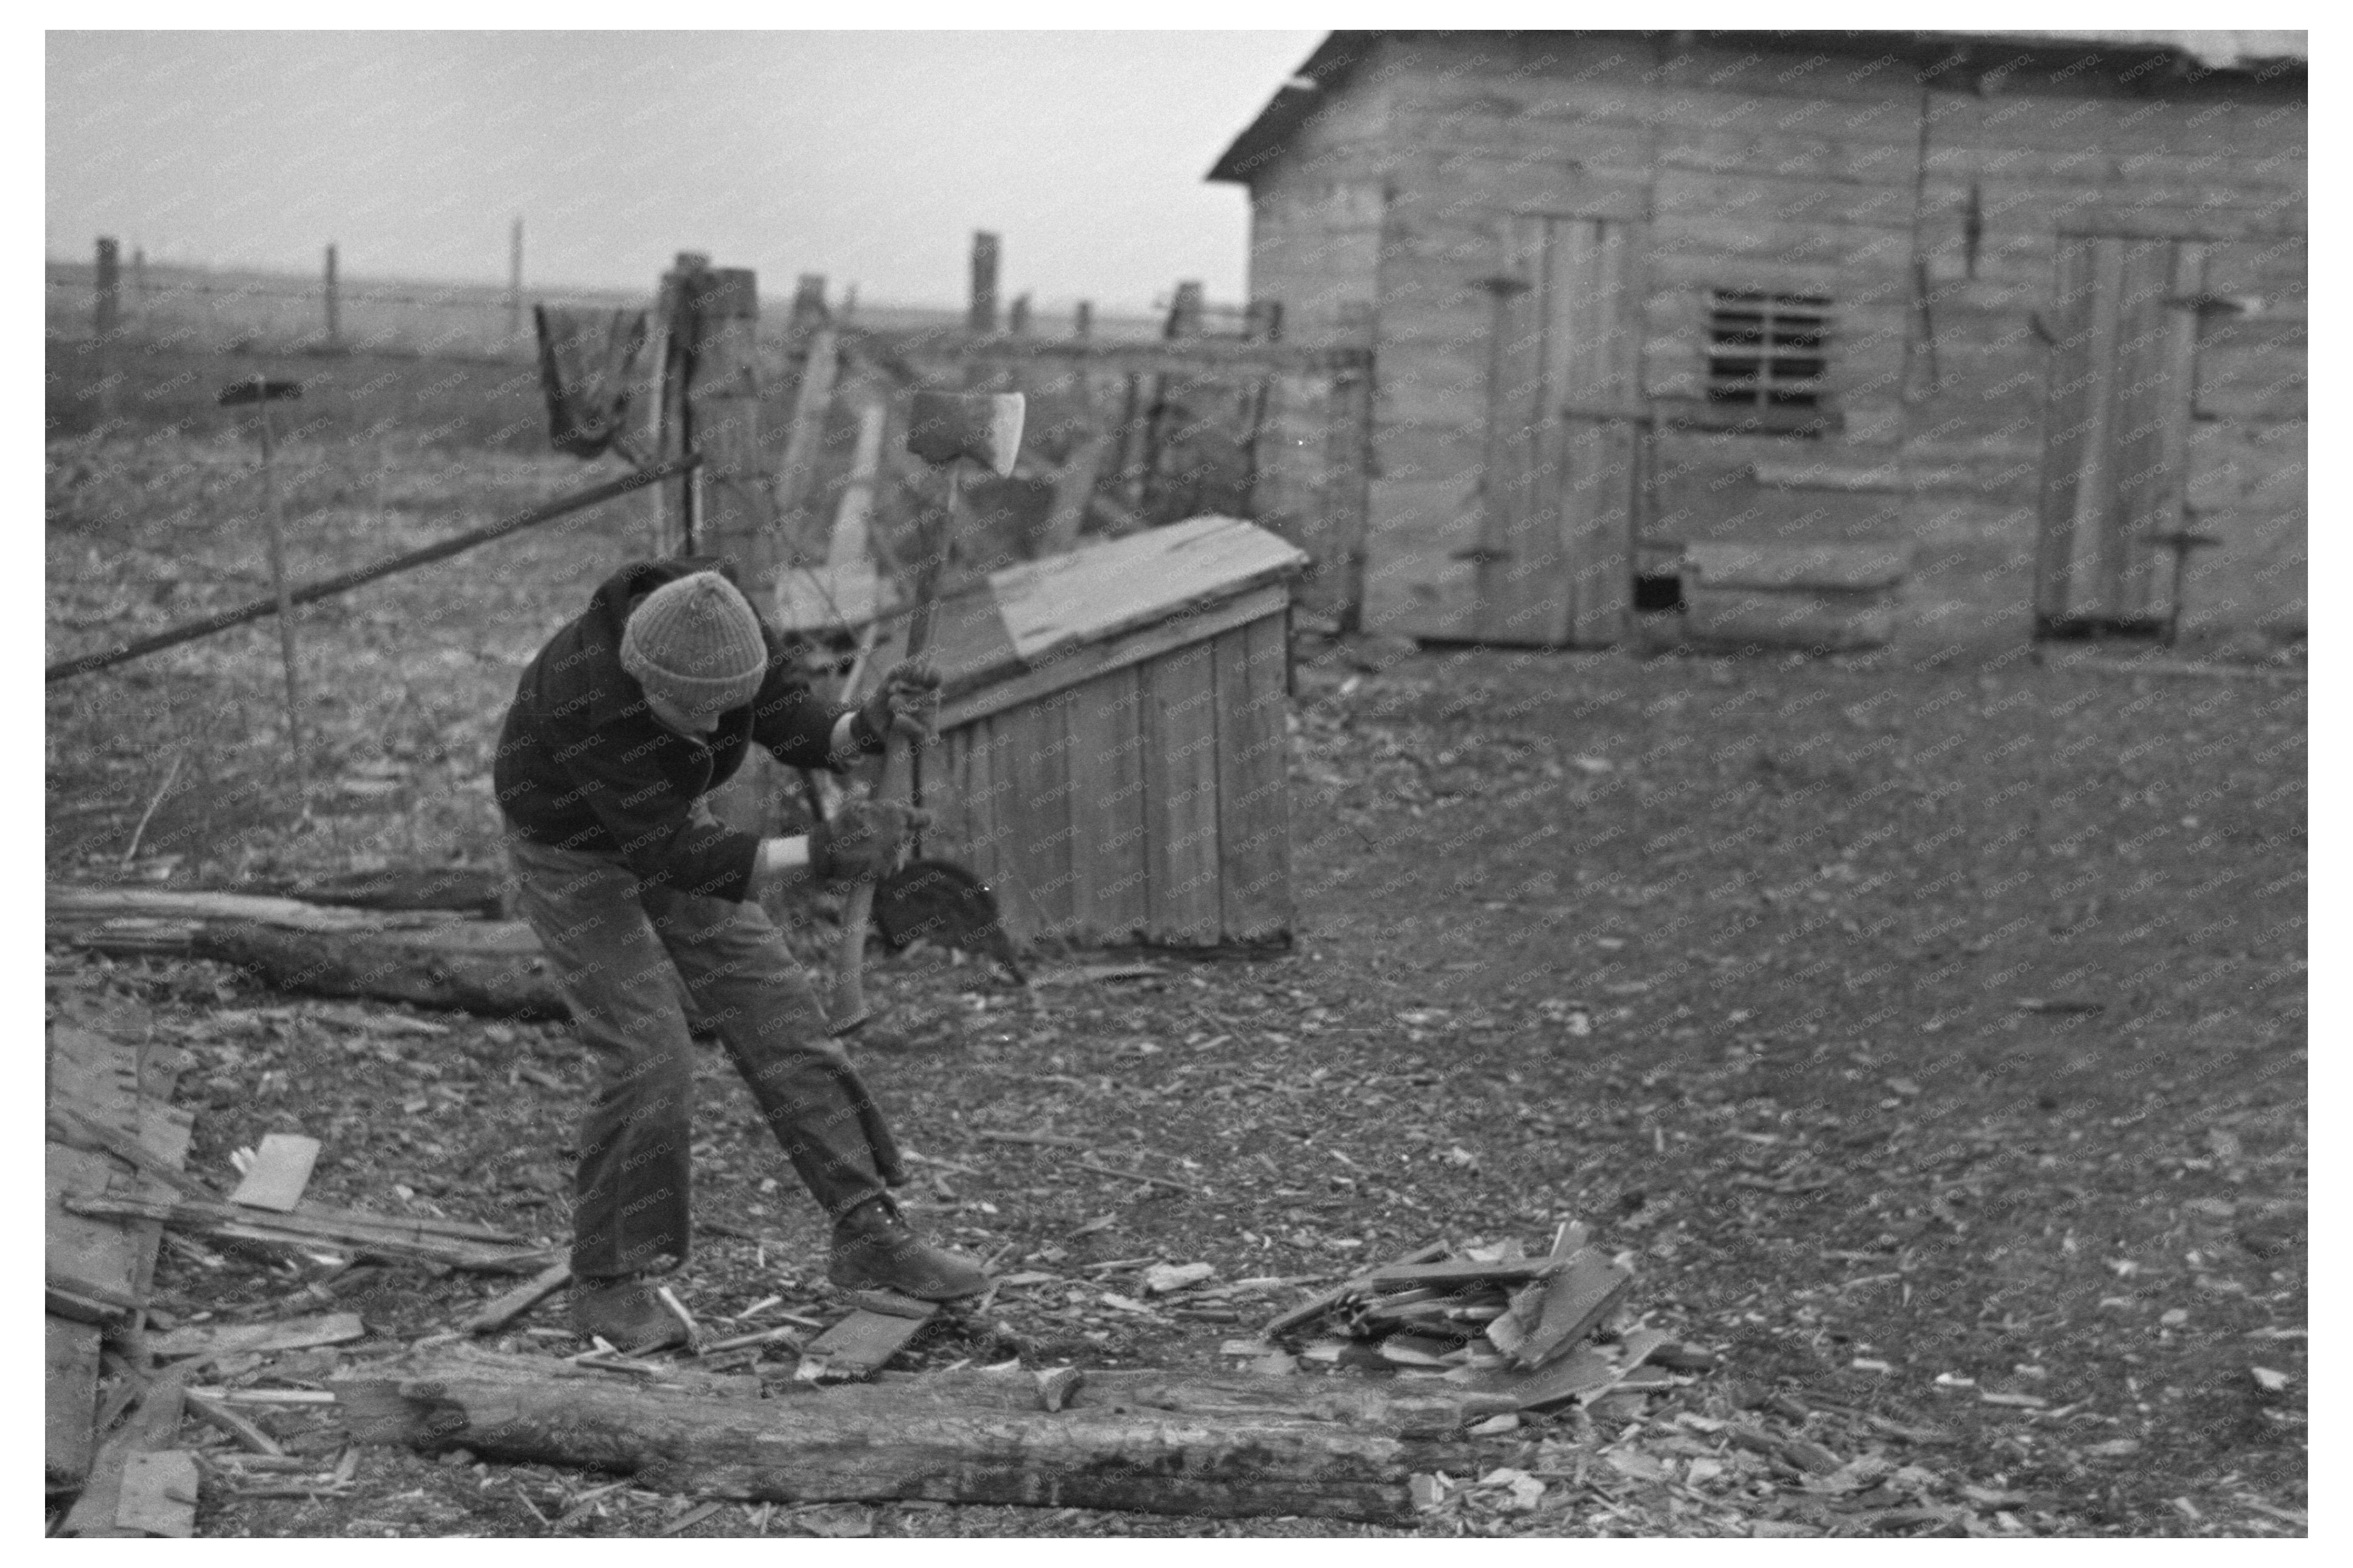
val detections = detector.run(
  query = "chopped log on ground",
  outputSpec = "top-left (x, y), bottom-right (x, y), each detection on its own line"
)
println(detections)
top-left (264, 865), bottom-right (511, 917)
top-left (49, 883), bottom-right (565, 1019)
top-left (61, 1191), bottom-right (553, 1273)
top-left (185, 922), bottom-right (564, 1020)
top-left (335, 1347), bottom-right (1495, 1522)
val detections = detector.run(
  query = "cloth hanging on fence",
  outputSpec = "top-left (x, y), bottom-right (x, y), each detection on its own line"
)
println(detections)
top-left (533, 305), bottom-right (651, 460)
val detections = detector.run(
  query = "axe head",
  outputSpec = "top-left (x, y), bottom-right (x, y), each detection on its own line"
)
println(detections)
top-left (906, 391), bottom-right (1025, 477)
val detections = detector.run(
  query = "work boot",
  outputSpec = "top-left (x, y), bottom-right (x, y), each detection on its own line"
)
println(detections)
top-left (827, 1198), bottom-right (989, 1301)
top-left (568, 1275), bottom-right (689, 1354)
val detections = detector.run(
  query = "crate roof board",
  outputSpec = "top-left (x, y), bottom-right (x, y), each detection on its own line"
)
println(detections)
top-left (827, 515), bottom-right (1307, 711)
top-left (1208, 30), bottom-right (2308, 182)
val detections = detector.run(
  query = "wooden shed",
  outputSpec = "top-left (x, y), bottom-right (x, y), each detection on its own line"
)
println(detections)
top-left (1208, 30), bottom-right (2307, 648)
top-left (804, 516), bottom-right (1305, 953)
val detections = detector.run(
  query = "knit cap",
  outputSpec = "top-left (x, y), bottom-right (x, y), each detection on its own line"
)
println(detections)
top-left (619, 571), bottom-right (768, 715)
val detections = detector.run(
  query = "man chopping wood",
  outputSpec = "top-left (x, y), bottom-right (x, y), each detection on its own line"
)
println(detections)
top-left (493, 557), bottom-right (987, 1351)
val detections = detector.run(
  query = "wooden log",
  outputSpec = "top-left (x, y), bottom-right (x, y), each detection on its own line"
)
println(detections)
top-left (336, 1349), bottom-right (1486, 1522)
top-left (174, 921), bottom-right (565, 1020)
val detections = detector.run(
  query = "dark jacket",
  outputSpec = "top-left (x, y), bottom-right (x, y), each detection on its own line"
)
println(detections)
top-left (494, 558), bottom-right (848, 903)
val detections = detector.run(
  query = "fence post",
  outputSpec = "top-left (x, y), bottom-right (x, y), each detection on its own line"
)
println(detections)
top-left (681, 262), bottom-right (782, 840)
top-left (1165, 281), bottom-right (1204, 340)
top-left (1073, 300), bottom-right (1092, 340)
top-left (1008, 292), bottom-right (1031, 337)
top-left (323, 243), bottom-right (340, 345)
top-left (94, 237), bottom-right (120, 338)
top-left (508, 217), bottom-right (524, 348)
top-left (967, 230), bottom-right (1000, 335)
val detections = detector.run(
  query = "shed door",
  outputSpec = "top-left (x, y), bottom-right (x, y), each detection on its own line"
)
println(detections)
top-left (1476, 214), bottom-right (1646, 646)
top-left (2035, 233), bottom-right (2208, 634)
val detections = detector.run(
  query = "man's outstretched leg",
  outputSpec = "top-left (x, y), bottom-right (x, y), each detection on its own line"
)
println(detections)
top-left (647, 886), bottom-right (987, 1300)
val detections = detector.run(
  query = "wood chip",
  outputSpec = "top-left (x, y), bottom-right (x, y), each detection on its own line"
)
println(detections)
top-left (229, 1133), bottom-right (323, 1213)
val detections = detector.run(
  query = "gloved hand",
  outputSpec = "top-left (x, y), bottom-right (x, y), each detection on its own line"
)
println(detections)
top-left (809, 799), bottom-right (932, 883)
top-left (850, 659), bottom-right (943, 754)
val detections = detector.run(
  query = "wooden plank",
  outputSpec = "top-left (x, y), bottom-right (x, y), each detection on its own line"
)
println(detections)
top-left (996, 688), bottom-right (1079, 938)
top-left (46, 1315), bottom-right (102, 1486)
top-left (1506, 1345), bottom-right (1621, 1411)
top-left (228, 1131), bottom-right (321, 1213)
top-left (1559, 216), bottom-right (1642, 646)
top-left (463, 1259), bottom-right (573, 1335)
top-left (1366, 1257), bottom-right (1569, 1290)
top-left (1212, 615), bottom-right (1291, 944)
top-left (47, 1141), bottom-right (152, 1317)
top-left (1064, 665), bottom-right (1151, 946)
top-left (1512, 1250), bottom-right (1633, 1370)
top-left (989, 515), bottom-right (1307, 666)
top-left (1264, 1241), bottom-right (1452, 1339)
top-left (61, 1365), bottom-right (191, 1537)
top-left (114, 1450), bottom-right (200, 1537)
top-left (1138, 641), bottom-right (1222, 946)
top-left (2115, 241), bottom-right (2205, 616)
top-left (805, 1306), bottom-right (933, 1377)
top-left (150, 1312), bottom-right (367, 1362)
top-left (940, 583), bottom-right (1288, 732)
top-left (774, 327), bottom-right (840, 557)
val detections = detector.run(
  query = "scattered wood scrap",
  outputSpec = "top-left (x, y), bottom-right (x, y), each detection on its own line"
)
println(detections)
top-left (463, 1260), bottom-right (573, 1335)
top-left (150, 1312), bottom-right (367, 1362)
top-left (114, 1450), bottom-right (200, 1538)
top-left (803, 1295), bottom-right (938, 1379)
top-left (61, 1192), bottom-right (554, 1274)
top-left (1262, 1224), bottom-right (1699, 1414)
top-left (229, 1132), bottom-right (321, 1213)
top-left (336, 1346), bottom-right (1501, 1522)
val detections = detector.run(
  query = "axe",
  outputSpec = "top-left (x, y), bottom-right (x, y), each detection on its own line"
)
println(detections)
top-left (830, 389), bottom-right (1024, 1037)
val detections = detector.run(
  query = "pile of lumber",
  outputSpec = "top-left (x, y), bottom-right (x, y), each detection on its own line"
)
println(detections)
top-left (1260, 1226), bottom-right (1702, 1412)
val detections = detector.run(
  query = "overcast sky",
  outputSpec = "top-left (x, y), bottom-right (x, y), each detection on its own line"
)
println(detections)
top-left (45, 30), bottom-right (1322, 312)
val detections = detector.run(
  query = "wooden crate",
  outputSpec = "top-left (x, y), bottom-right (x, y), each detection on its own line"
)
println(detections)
top-left (820, 516), bottom-right (1306, 951)
top-left (1677, 539), bottom-right (1912, 651)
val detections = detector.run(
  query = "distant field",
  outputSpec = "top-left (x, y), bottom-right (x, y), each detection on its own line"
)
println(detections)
top-left (45, 258), bottom-right (1162, 362)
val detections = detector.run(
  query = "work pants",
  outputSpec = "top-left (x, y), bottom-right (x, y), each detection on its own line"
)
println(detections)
top-left (507, 832), bottom-right (902, 1281)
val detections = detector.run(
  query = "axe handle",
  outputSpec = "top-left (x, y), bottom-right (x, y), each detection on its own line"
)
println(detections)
top-left (831, 467), bottom-right (955, 1033)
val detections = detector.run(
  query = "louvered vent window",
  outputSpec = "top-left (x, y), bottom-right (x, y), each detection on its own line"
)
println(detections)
top-left (1706, 290), bottom-right (1831, 413)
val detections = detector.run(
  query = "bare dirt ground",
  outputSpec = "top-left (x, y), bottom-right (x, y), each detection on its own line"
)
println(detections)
top-left (46, 423), bottom-right (2306, 1538)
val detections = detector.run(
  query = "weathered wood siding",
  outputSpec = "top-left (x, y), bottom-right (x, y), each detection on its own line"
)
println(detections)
top-left (928, 613), bottom-right (1292, 950)
top-left (1236, 31), bottom-right (2304, 640)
